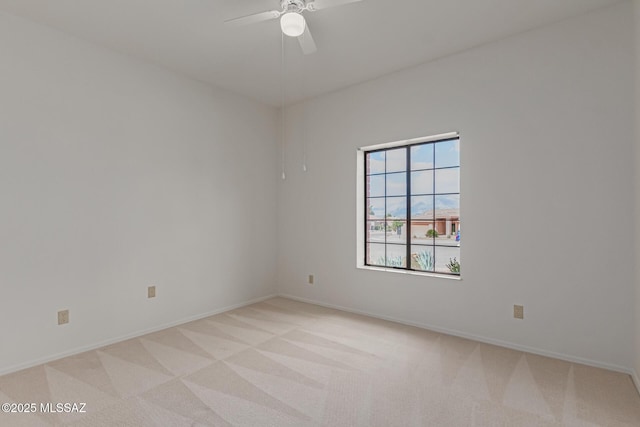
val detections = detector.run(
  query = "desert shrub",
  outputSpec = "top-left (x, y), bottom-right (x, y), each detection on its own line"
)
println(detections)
top-left (386, 255), bottom-right (405, 267)
top-left (446, 258), bottom-right (460, 274)
top-left (375, 256), bottom-right (405, 268)
top-left (414, 251), bottom-right (434, 271)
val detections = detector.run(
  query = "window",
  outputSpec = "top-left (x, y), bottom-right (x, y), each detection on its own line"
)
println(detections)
top-left (364, 135), bottom-right (460, 276)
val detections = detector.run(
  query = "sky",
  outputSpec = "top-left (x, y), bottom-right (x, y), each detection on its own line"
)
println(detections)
top-left (367, 139), bottom-right (460, 218)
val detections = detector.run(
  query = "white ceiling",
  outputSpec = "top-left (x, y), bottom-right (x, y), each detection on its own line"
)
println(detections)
top-left (0, 0), bottom-right (623, 106)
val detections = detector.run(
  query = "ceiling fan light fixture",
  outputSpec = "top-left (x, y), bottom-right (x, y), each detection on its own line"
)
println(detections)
top-left (280, 12), bottom-right (305, 37)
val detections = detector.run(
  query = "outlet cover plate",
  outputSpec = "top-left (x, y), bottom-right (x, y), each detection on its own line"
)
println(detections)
top-left (513, 305), bottom-right (524, 319)
top-left (148, 286), bottom-right (156, 298)
top-left (58, 310), bottom-right (69, 325)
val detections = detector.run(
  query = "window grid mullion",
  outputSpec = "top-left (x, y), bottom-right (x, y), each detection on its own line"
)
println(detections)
top-left (432, 143), bottom-right (436, 270)
top-left (384, 151), bottom-right (387, 267)
top-left (365, 153), bottom-right (369, 266)
top-left (406, 147), bottom-right (411, 269)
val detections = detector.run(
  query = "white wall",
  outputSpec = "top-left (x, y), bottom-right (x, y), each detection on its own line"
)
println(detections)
top-left (634, 0), bottom-right (640, 385)
top-left (277, 2), bottom-right (635, 370)
top-left (0, 12), bottom-right (278, 374)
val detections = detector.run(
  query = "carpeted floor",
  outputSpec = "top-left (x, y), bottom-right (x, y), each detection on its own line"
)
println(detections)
top-left (0, 297), bottom-right (639, 426)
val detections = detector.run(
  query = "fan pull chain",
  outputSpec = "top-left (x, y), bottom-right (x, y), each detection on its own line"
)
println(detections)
top-left (281, 31), bottom-right (286, 180)
top-left (301, 31), bottom-right (308, 173)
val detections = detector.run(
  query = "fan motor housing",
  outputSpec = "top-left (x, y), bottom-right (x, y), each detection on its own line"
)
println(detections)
top-left (281, 0), bottom-right (306, 13)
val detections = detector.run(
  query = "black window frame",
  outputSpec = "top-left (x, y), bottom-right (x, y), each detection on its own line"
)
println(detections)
top-left (364, 136), bottom-right (460, 276)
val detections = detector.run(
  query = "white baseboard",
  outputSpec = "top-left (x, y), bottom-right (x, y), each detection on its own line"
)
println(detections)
top-left (0, 294), bottom-right (277, 377)
top-left (6, 291), bottom-right (637, 391)
top-left (279, 293), bottom-right (635, 377)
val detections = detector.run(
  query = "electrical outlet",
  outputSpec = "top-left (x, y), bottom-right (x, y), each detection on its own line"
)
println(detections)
top-left (308, 275), bottom-right (314, 285)
top-left (148, 286), bottom-right (156, 298)
top-left (58, 310), bottom-right (69, 325)
top-left (513, 305), bottom-right (524, 319)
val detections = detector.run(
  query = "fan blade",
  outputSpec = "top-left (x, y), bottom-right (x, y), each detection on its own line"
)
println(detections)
top-left (298, 24), bottom-right (317, 55)
top-left (225, 10), bottom-right (281, 26)
top-left (307, 0), bottom-right (363, 11)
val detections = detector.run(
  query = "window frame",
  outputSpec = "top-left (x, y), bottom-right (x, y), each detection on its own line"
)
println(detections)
top-left (361, 133), bottom-right (461, 277)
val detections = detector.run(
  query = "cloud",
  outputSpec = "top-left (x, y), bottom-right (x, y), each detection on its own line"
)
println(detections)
top-left (385, 149), bottom-right (406, 172)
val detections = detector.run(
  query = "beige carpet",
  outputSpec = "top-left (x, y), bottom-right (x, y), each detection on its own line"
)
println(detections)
top-left (0, 297), bottom-right (639, 426)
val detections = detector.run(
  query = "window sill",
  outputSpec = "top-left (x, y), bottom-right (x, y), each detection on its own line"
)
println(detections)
top-left (357, 265), bottom-right (462, 280)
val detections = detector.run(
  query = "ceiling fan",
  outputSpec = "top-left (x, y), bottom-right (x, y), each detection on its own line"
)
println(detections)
top-left (225, 0), bottom-right (363, 55)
